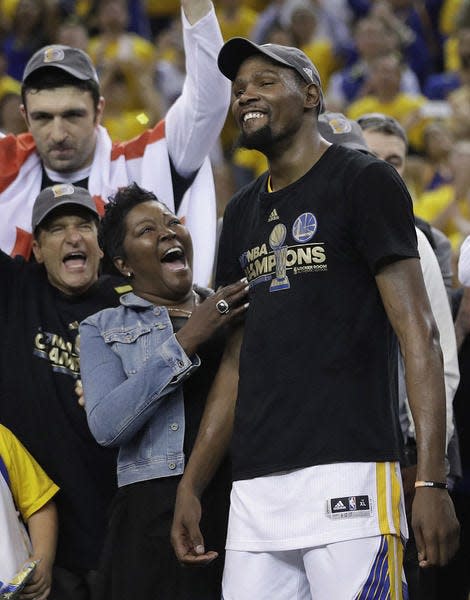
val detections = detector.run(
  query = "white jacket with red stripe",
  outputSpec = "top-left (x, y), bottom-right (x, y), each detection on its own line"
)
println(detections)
top-left (0, 5), bottom-right (230, 286)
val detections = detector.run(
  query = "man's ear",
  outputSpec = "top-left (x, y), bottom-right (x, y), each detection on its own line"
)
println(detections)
top-left (95, 96), bottom-right (105, 126)
top-left (20, 103), bottom-right (29, 128)
top-left (305, 83), bottom-right (321, 112)
top-left (113, 256), bottom-right (131, 278)
top-left (32, 238), bottom-right (44, 264)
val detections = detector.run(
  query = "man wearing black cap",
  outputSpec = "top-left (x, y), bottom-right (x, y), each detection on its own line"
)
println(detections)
top-left (171, 38), bottom-right (459, 598)
top-left (0, 184), bottom-right (128, 598)
top-left (0, 0), bottom-right (228, 288)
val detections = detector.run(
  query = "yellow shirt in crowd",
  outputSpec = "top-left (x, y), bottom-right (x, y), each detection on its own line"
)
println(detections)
top-left (347, 93), bottom-right (429, 151)
top-left (0, 424), bottom-right (58, 522)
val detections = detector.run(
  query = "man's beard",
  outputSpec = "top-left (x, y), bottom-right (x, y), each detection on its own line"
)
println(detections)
top-left (238, 124), bottom-right (274, 153)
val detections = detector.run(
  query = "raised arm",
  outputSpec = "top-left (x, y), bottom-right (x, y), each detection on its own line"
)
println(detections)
top-left (375, 257), bottom-right (460, 568)
top-left (165, 0), bottom-right (230, 176)
top-left (181, 0), bottom-right (213, 23)
top-left (171, 325), bottom-right (243, 565)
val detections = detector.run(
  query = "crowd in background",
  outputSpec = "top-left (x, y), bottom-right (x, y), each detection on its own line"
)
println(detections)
top-left (0, 0), bottom-right (470, 271)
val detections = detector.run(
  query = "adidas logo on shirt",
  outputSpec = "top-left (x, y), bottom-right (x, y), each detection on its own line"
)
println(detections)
top-left (268, 209), bottom-right (279, 222)
top-left (333, 500), bottom-right (346, 511)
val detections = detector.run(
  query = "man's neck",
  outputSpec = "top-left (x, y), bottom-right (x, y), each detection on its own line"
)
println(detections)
top-left (43, 164), bottom-right (92, 185)
top-left (267, 135), bottom-right (330, 192)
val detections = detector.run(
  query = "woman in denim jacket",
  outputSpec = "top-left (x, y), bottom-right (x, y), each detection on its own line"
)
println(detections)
top-left (79, 182), bottom-right (248, 600)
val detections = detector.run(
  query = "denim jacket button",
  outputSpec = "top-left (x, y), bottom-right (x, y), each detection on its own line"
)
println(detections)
top-left (170, 423), bottom-right (179, 431)
top-left (168, 462), bottom-right (177, 470)
top-left (177, 359), bottom-right (185, 368)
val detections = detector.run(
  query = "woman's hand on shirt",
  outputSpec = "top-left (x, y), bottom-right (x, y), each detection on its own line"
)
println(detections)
top-left (175, 278), bottom-right (249, 356)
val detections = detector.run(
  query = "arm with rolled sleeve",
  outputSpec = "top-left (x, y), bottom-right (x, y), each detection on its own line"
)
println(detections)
top-left (79, 320), bottom-right (200, 448)
top-left (165, 0), bottom-right (230, 177)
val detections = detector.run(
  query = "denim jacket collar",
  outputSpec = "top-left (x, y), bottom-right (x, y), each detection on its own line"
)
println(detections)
top-left (120, 292), bottom-right (162, 314)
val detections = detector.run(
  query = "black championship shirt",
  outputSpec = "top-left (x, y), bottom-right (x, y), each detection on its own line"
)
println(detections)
top-left (0, 252), bottom-right (127, 570)
top-left (216, 145), bottom-right (419, 481)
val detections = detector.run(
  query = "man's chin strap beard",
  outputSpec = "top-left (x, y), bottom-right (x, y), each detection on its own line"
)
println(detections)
top-left (238, 125), bottom-right (274, 153)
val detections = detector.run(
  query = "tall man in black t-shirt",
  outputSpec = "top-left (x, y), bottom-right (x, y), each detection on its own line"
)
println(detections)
top-left (0, 184), bottom-right (129, 599)
top-left (171, 38), bottom-right (460, 599)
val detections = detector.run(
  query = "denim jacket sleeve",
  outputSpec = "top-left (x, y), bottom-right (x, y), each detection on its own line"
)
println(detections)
top-left (79, 318), bottom-right (200, 448)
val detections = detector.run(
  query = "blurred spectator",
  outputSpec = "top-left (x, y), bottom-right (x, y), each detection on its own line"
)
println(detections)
top-left (100, 59), bottom-right (163, 140)
top-left (443, 0), bottom-right (470, 72)
top-left (251, 0), bottom-right (352, 56)
top-left (279, 0), bottom-right (339, 88)
top-left (446, 73), bottom-right (470, 140)
top-left (0, 51), bottom-right (20, 99)
top-left (87, 0), bottom-right (156, 72)
top-left (2, 0), bottom-right (58, 81)
top-left (414, 141), bottom-right (470, 252)
top-left (326, 16), bottom-right (420, 112)
top-left (250, 0), bottom-right (287, 44)
top-left (0, 92), bottom-right (26, 135)
top-left (348, 0), bottom-right (440, 83)
top-left (79, 0), bottom-right (151, 38)
top-left (154, 19), bottom-right (185, 111)
top-left (55, 16), bottom-right (90, 51)
top-left (145, 0), bottom-right (180, 37)
top-left (215, 0), bottom-right (258, 42)
top-left (425, 26), bottom-right (470, 100)
top-left (87, 0), bottom-right (162, 141)
top-left (405, 121), bottom-right (454, 199)
top-left (347, 52), bottom-right (429, 151)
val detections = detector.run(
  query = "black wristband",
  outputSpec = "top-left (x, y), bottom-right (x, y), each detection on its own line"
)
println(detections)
top-left (414, 480), bottom-right (448, 489)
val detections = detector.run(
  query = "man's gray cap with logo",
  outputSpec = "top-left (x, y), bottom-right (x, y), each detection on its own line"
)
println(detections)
top-left (32, 184), bottom-right (99, 231)
top-left (217, 37), bottom-right (324, 113)
top-left (23, 45), bottom-right (99, 84)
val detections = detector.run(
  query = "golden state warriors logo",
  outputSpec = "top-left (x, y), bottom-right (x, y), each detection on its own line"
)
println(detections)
top-left (43, 47), bottom-right (65, 63)
top-left (292, 213), bottom-right (317, 243)
top-left (51, 184), bottom-right (75, 198)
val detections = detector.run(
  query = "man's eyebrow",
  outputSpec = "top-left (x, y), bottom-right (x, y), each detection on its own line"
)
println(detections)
top-left (233, 68), bottom-right (280, 84)
top-left (29, 108), bottom-right (88, 118)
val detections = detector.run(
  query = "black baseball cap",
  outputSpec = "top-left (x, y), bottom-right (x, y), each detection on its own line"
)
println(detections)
top-left (318, 112), bottom-right (371, 153)
top-left (217, 37), bottom-right (324, 113)
top-left (32, 184), bottom-right (99, 231)
top-left (23, 45), bottom-right (99, 84)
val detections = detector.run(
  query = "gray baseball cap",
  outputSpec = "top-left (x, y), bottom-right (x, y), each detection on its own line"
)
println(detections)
top-left (318, 112), bottom-right (371, 153)
top-left (23, 45), bottom-right (99, 84)
top-left (217, 37), bottom-right (324, 113)
top-left (32, 184), bottom-right (99, 230)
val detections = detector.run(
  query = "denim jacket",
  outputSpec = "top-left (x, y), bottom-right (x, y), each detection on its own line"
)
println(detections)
top-left (79, 292), bottom-right (200, 487)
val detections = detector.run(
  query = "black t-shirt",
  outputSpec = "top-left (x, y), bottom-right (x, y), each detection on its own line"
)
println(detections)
top-left (0, 251), bottom-right (127, 570)
top-left (216, 144), bottom-right (419, 481)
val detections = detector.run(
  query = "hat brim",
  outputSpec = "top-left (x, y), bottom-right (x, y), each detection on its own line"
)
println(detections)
top-left (33, 200), bottom-right (98, 231)
top-left (23, 63), bottom-right (97, 84)
top-left (218, 37), bottom-right (298, 82)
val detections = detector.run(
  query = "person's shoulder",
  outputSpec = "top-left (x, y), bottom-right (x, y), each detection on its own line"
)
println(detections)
top-left (95, 274), bottom-right (132, 298)
top-left (80, 302), bottom-right (124, 331)
top-left (328, 145), bottom-right (405, 194)
top-left (0, 424), bottom-right (18, 458)
top-left (326, 144), bottom-right (382, 176)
